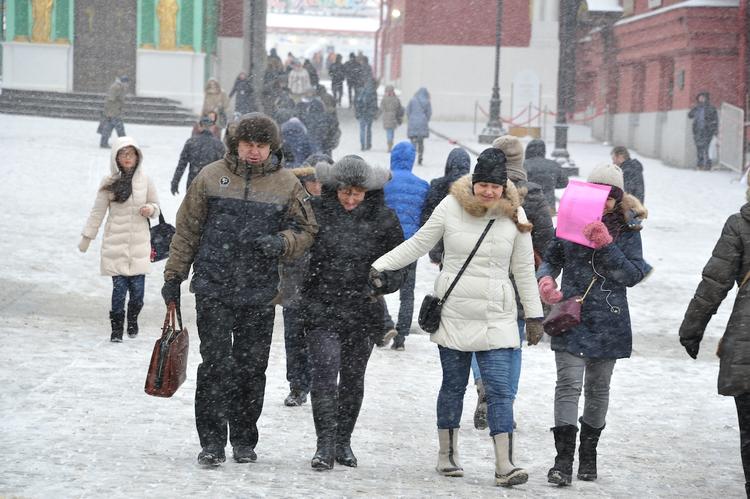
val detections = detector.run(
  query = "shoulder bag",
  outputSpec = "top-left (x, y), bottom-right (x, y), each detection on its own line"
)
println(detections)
top-left (149, 211), bottom-right (176, 262)
top-left (542, 277), bottom-right (597, 336)
top-left (418, 219), bottom-right (495, 333)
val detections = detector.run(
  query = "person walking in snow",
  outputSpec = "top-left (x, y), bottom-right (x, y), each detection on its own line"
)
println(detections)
top-left (523, 139), bottom-right (568, 214)
top-left (171, 115), bottom-right (226, 195)
top-left (79, 137), bottom-right (160, 342)
top-left (379, 141), bottom-right (428, 350)
top-left (302, 156), bottom-right (404, 471)
top-left (278, 153), bottom-right (329, 408)
top-left (354, 77), bottom-right (379, 151)
top-left (688, 92), bottom-right (719, 170)
top-left (406, 87), bottom-right (432, 165)
top-left (611, 146), bottom-right (645, 204)
top-left (160, 113), bottom-right (318, 467)
top-left (537, 163), bottom-right (649, 486)
top-left (679, 173), bottom-right (750, 497)
top-left (202, 78), bottom-right (230, 129)
top-left (229, 71), bottom-right (256, 117)
top-left (379, 85), bottom-right (403, 152)
top-left (371, 148), bottom-right (545, 487)
top-left (288, 59), bottom-right (312, 102)
top-left (98, 75), bottom-right (128, 148)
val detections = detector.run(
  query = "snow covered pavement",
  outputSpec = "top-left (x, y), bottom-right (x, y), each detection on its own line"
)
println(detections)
top-left (0, 111), bottom-right (747, 497)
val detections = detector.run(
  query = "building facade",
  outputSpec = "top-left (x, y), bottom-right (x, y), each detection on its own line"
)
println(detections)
top-left (575, 0), bottom-right (749, 168)
top-left (377, 0), bottom-right (560, 121)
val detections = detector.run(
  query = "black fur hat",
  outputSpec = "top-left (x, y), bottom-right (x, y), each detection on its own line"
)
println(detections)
top-left (226, 112), bottom-right (281, 154)
top-left (316, 155), bottom-right (390, 191)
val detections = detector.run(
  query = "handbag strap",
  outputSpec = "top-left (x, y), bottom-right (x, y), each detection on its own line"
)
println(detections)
top-left (741, 270), bottom-right (750, 289)
top-left (162, 303), bottom-right (184, 341)
top-left (439, 219), bottom-right (495, 305)
top-left (576, 277), bottom-right (598, 304)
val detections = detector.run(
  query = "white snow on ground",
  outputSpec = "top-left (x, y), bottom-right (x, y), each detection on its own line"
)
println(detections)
top-left (0, 110), bottom-right (747, 498)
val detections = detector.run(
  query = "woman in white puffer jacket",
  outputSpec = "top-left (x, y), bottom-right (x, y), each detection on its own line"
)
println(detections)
top-left (371, 148), bottom-right (544, 488)
top-left (79, 136), bottom-right (160, 342)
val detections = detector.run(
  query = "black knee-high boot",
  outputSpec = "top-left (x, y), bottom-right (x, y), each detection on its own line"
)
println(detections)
top-left (578, 417), bottom-right (605, 481)
top-left (126, 302), bottom-right (143, 338)
top-left (310, 394), bottom-right (337, 470)
top-left (547, 425), bottom-right (578, 486)
top-left (109, 311), bottom-right (125, 342)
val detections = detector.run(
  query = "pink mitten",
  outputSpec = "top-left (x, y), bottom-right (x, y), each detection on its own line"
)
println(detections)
top-left (583, 221), bottom-right (613, 249)
top-left (538, 276), bottom-right (562, 305)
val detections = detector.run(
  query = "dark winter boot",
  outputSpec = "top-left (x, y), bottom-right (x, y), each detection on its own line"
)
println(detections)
top-left (311, 394), bottom-right (337, 471)
top-left (126, 302), bottom-right (143, 338)
top-left (335, 442), bottom-right (358, 468)
top-left (493, 433), bottom-right (528, 486)
top-left (547, 425), bottom-right (578, 486)
top-left (109, 311), bottom-right (125, 343)
top-left (284, 388), bottom-right (308, 407)
top-left (473, 379), bottom-right (488, 430)
top-left (577, 417), bottom-right (605, 481)
top-left (197, 446), bottom-right (226, 467)
top-left (391, 334), bottom-right (406, 351)
top-left (436, 428), bottom-right (464, 477)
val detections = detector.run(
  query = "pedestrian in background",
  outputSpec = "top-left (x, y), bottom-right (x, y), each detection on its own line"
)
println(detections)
top-left (688, 92), bottom-right (719, 170)
top-left (406, 87), bottom-right (432, 165)
top-left (303, 59), bottom-right (320, 88)
top-left (537, 163), bottom-right (648, 487)
top-left (202, 78), bottom-right (230, 129)
top-left (355, 77), bottom-right (379, 151)
top-left (98, 75), bottom-right (128, 148)
top-left (288, 59), bottom-right (313, 102)
top-left (171, 115), bottom-right (226, 196)
top-left (381, 141), bottom-right (428, 350)
top-left (379, 85), bottom-right (403, 152)
top-left (79, 137), bottom-right (160, 342)
top-left (523, 139), bottom-right (568, 214)
top-left (611, 146), bottom-right (645, 203)
top-left (343, 53), bottom-right (363, 108)
top-left (679, 173), bottom-right (750, 497)
top-left (372, 148), bottom-right (545, 487)
top-left (329, 54), bottom-right (345, 106)
top-left (229, 71), bottom-right (255, 118)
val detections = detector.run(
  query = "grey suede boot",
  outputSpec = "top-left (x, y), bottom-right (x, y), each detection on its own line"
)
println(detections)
top-left (492, 433), bottom-right (528, 487)
top-left (436, 428), bottom-right (463, 477)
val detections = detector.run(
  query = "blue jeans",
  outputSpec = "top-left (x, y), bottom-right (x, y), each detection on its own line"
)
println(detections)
top-left (111, 275), bottom-right (145, 313)
top-left (385, 127), bottom-right (395, 144)
top-left (359, 118), bottom-right (372, 149)
top-left (438, 346), bottom-right (514, 435)
top-left (471, 320), bottom-right (524, 400)
top-left (382, 261), bottom-right (416, 336)
top-left (100, 117), bottom-right (126, 146)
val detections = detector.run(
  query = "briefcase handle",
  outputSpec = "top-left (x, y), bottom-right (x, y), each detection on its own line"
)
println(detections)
top-left (162, 303), bottom-right (184, 342)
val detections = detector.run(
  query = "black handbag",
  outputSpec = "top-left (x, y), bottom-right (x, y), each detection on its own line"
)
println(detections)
top-left (418, 219), bottom-right (495, 333)
top-left (149, 211), bottom-right (175, 262)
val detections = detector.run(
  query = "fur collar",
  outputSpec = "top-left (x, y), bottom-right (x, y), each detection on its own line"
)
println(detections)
top-left (449, 175), bottom-right (533, 233)
top-left (621, 193), bottom-right (647, 220)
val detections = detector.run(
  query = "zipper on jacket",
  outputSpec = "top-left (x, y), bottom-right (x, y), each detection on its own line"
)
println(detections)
top-left (244, 165), bottom-right (252, 201)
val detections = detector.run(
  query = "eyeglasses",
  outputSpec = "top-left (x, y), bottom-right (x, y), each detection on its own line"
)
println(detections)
top-left (118, 150), bottom-right (137, 158)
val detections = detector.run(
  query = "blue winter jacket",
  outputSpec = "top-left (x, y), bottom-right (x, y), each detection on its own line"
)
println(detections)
top-left (406, 88), bottom-right (431, 139)
top-left (384, 141), bottom-right (429, 238)
top-left (281, 118), bottom-right (313, 168)
top-left (537, 225), bottom-right (648, 360)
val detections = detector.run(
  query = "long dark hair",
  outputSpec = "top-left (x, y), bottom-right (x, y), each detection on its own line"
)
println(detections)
top-left (102, 148), bottom-right (139, 203)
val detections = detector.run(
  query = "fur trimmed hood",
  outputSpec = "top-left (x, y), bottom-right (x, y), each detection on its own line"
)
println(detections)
top-left (449, 175), bottom-right (532, 233)
top-left (316, 155), bottom-right (391, 191)
top-left (621, 193), bottom-right (648, 220)
top-left (291, 166), bottom-right (316, 179)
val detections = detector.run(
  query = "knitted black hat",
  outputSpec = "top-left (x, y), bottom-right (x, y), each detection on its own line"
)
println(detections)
top-left (472, 148), bottom-right (507, 186)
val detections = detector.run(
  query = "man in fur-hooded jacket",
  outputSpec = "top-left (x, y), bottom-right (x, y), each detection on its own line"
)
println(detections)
top-left (162, 112), bottom-right (318, 467)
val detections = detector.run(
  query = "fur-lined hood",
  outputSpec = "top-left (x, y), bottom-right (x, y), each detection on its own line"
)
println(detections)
top-left (449, 175), bottom-right (532, 233)
top-left (291, 166), bottom-right (316, 179)
top-left (621, 193), bottom-right (648, 221)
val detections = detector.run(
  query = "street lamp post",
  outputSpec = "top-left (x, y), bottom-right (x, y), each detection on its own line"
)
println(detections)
top-left (479, 0), bottom-right (505, 143)
top-left (551, 0), bottom-right (581, 168)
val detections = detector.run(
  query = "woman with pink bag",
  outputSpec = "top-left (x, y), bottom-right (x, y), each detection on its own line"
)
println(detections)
top-left (536, 163), bottom-right (648, 486)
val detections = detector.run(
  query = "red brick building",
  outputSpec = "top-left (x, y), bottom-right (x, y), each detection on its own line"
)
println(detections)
top-left (576, 0), bottom-right (749, 168)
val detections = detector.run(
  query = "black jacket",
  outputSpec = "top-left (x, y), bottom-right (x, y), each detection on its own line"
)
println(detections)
top-left (524, 139), bottom-right (568, 210)
top-left (680, 203), bottom-right (750, 396)
top-left (302, 188), bottom-right (404, 333)
top-left (229, 77), bottom-right (255, 115)
top-left (171, 130), bottom-right (226, 192)
top-left (688, 96), bottom-right (719, 145)
top-left (621, 158), bottom-right (645, 203)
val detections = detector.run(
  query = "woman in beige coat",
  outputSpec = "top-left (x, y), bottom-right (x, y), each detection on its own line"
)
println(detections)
top-left (379, 85), bottom-right (402, 152)
top-left (202, 78), bottom-right (230, 129)
top-left (79, 137), bottom-right (160, 342)
top-left (371, 148), bottom-right (544, 487)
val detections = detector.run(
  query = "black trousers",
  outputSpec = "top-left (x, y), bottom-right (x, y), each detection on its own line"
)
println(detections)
top-left (735, 393), bottom-right (750, 490)
top-left (194, 296), bottom-right (275, 450)
top-left (307, 318), bottom-right (375, 447)
top-left (283, 306), bottom-right (310, 392)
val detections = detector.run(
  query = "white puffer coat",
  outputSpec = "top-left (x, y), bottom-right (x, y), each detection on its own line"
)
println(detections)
top-left (82, 137), bottom-right (160, 276)
top-left (372, 175), bottom-right (543, 351)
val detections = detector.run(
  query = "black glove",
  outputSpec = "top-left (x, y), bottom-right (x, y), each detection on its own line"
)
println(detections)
top-left (170, 181), bottom-right (179, 196)
top-left (368, 267), bottom-right (388, 295)
top-left (254, 234), bottom-right (286, 258)
top-left (162, 279), bottom-right (181, 306)
top-left (682, 339), bottom-right (699, 359)
top-left (525, 318), bottom-right (544, 346)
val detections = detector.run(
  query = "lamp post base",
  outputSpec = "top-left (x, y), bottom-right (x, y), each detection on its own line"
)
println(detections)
top-left (478, 125), bottom-right (505, 144)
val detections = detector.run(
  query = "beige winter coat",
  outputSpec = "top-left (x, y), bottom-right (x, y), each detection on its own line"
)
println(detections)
top-left (372, 176), bottom-right (543, 351)
top-left (82, 137), bottom-right (160, 276)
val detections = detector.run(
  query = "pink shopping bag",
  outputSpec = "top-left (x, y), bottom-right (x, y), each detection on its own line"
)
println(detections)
top-left (556, 179), bottom-right (612, 248)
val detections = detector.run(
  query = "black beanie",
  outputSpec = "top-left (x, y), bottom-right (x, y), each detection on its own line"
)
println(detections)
top-left (472, 148), bottom-right (507, 186)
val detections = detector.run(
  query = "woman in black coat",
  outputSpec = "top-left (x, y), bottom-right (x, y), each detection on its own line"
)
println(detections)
top-left (679, 182), bottom-right (750, 496)
top-left (302, 155), bottom-right (404, 470)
